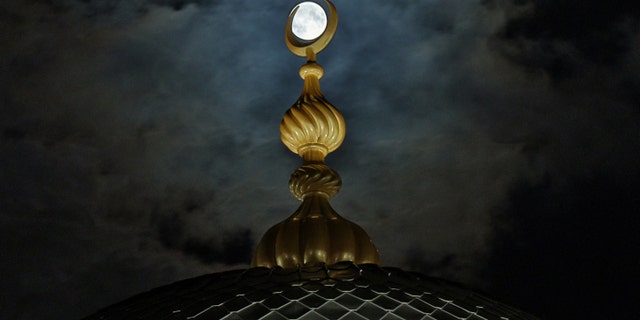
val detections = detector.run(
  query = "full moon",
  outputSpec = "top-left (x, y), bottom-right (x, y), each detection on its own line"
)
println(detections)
top-left (291, 2), bottom-right (327, 41)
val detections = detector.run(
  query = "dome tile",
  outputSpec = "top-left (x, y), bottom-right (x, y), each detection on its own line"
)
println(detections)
top-left (475, 307), bottom-right (504, 320)
top-left (277, 301), bottom-right (310, 318)
top-left (339, 312), bottom-right (368, 320)
top-left (430, 309), bottom-right (461, 320)
top-left (244, 289), bottom-right (272, 302)
top-left (387, 289), bottom-right (414, 303)
top-left (352, 287), bottom-right (379, 300)
top-left (368, 283), bottom-right (391, 294)
top-left (300, 293), bottom-right (328, 308)
top-left (315, 286), bottom-right (342, 300)
top-left (355, 301), bottom-right (387, 319)
top-left (262, 294), bottom-right (290, 310)
top-left (393, 304), bottom-right (429, 319)
top-left (371, 295), bottom-right (401, 310)
top-left (335, 293), bottom-right (365, 309)
top-left (301, 281), bottom-right (325, 293)
top-left (380, 313), bottom-right (404, 320)
top-left (408, 298), bottom-right (437, 314)
top-left (443, 303), bottom-right (472, 318)
top-left (334, 280), bottom-right (356, 292)
top-left (237, 303), bottom-right (270, 319)
top-left (450, 298), bottom-right (480, 313)
top-left (261, 312), bottom-right (288, 320)
top-left (281, 286), bottom-right (310, 300)
top-left (222, 296), bottom-right (252, 312)
top-left (186, 305), bottom-right (227, 319)
top-left (220, 313), bottom-right (243, 320)
top-left (298, 310), bottom-right (330, 320)
top-left (315, 300), bottom-right (350, 319)
top-left (420, 293), bottom-right (447, 308)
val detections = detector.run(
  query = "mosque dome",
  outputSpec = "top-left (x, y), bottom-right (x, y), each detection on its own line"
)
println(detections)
top-left (83, 2), bottom-right (539, 319)
top-left (85, 262), bottom-right (537, 320)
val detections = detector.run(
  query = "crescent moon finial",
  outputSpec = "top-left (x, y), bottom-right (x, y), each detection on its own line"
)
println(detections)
top-left (252, 0), bottom-right (380, 269)
top-left (285, 0), bottom-right (338, 59)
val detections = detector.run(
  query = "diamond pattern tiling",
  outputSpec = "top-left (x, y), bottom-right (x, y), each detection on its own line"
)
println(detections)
top-left (352, 287), bottom-right (379, 301)
top-left (277, 301), bottom-right (309, 318)
top-left (393, 304), bottom-right (428, 319)
top-left (297, 310), bottom-right (329, 320)
top-left (83, 262), bottom-right (540, 320)
top-left (191, 305), bottom-right (227, 319)
top-left (355, 301), bottom-right (387, 319)
top-left (236, 303), bottom-right (270, 319)
top-left (368, 283), bottom-right (391, 294)
top-left (371, 295), bottom-right (401, 310)
top-left (244, 289), bottom-right (272, 303)
top-left (260, 312), bottom-right (287, 320)
top-left (315, 286), bottom-right (341, 300)
top-left (262, 294), bottom-right (289, 310)
top-left (354, 276), bottom-right (375, 287)
top-left (387, 289), bottom-right (414, 303)
top-left (402, 286), bottom-right (426, 297)
top-left (316, 301), bottom-right (349, 319)
top-left (301, 282), bottom-right (324, 293)
top-left (299, 294), bottom-right (327, 309)
top-left (335, 293), bottom-right (366, 309)
top-left (449, 298), bottom-right (479, 313)
top-left (380, 313), bottom-right (404, 320)
top-left (442, 303), bottom-right (472, 318)
top-left (467, 313), bottom-right (489, 320)
top-left (334, 280), bottom-right (357, 292)
top-left (339, 312), bottom-right (368, 320)
top-left (421, 293), bottom-right (447, 308)
top-left (220, 313), bottom-right (243, 320)
top-left (224, 297), bottom-right (252, 312)
top-left (430, 309), bottom-right (460, 320)
top-left (408, 299), bottom-right (437, 314)
top-left (475, 307), bottom-right (504, 320)
top-left (281, 286), bottom-right (309, 301)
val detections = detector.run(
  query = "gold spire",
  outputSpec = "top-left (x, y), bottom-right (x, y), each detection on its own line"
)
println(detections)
top-left (251, 1), bottom-right (380, 268)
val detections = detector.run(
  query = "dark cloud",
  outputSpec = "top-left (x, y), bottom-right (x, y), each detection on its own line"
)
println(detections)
top-left (490, 0), bottom-right (640, 78)
top-left (486, 173), bottom-right (639, 319)
top-left (26, 0), bottom-right (217, 20)
top-left (152, 191), bottom-right (255, 265)
top-left (1, 0), bottom-right (638, 319)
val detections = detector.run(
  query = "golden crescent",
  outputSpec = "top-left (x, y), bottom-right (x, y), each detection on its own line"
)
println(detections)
top-left (285, 0), bottom-right (338, 57)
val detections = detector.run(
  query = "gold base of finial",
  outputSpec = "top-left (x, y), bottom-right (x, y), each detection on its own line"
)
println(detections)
top-left (251, 164), bottom-right (380, 268)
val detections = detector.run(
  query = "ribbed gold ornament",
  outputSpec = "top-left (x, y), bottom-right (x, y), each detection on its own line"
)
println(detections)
top-left (280, 63), bottom-right (345, 162)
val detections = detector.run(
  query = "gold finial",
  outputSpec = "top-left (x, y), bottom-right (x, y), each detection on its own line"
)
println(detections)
top-left (251, 1), bottom-right (380, 268)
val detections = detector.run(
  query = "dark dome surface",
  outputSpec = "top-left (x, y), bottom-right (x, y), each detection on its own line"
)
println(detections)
top-left (84, 262), bottom-right (538, 320)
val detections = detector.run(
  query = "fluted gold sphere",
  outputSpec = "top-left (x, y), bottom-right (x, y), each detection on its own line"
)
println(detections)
top-left (280, 63), bottom-right (345, 162)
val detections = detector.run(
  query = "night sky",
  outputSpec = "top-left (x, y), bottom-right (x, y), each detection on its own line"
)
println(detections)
top-left (1, 1), bottom-right (638, 319)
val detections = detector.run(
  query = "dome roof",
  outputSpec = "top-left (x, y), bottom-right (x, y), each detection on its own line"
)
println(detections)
top-left (84, 262), bottom-right (538, 320)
